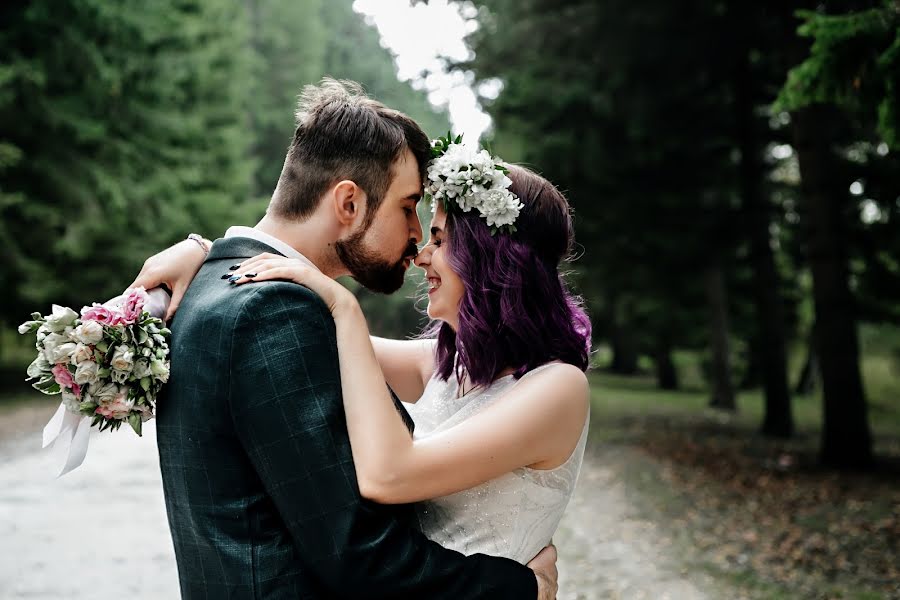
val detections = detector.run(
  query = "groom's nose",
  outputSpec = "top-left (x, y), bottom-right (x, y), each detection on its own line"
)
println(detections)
top-left (409, 213), bottom-right (423, 244)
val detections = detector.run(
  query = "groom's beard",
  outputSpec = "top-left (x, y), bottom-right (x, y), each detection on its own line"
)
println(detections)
top-left (335, 230), bottom-right (417, 294)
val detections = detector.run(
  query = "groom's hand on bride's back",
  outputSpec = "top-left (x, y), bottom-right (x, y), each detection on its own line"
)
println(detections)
top-left (129, 238), bottom-right (208, 321)
top-left (528, 544), bottom-right (559, 600)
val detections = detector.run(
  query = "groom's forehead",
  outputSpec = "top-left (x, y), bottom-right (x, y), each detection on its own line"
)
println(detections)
top-left (393, 179), bottom-right (423, 202)
top-left (389, 150), bottom-right (424, 195)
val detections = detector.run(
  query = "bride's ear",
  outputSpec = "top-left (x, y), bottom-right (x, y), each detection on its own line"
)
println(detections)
top-left (332, 180), bottom-right (367, 227)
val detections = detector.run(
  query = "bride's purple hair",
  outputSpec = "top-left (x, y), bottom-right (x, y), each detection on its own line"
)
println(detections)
top-left (425, 165), bottom-right (592, 387)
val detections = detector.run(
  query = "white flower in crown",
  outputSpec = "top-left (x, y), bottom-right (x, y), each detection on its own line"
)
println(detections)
top-left (480, 188), bottom-right (523, 228)
top-left (425, 133), bottom-right (523, 234)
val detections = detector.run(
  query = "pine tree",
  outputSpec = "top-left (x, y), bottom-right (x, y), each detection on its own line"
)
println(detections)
top-left (775, 0), bottom-right (899, 467)
top-left (0, 0), bottom-right (254, 319)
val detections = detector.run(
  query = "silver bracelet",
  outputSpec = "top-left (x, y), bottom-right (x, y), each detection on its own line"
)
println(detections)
top-left (187, 233), bottom-right (209, 255)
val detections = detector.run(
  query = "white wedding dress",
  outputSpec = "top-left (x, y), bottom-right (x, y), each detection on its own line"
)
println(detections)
top-left (404, 362), bottom-right (590, 564)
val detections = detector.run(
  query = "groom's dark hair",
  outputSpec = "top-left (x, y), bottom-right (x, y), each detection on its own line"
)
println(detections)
top-left (269, 78), bottom-right (431, 226)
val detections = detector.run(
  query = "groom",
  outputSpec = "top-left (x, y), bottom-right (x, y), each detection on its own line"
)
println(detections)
top-left (143, 79), bottom-right (557, 598)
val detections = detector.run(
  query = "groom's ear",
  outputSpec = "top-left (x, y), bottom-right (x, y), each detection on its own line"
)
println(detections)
top-left (332, 179), bottom-right (367, 226)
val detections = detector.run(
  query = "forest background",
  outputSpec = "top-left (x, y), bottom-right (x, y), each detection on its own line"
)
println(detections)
top-left (1, 1), bottom-right (897, 597)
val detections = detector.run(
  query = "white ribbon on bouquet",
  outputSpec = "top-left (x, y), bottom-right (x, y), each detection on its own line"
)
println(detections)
top-left (42, 287), bottom-right (171, 477)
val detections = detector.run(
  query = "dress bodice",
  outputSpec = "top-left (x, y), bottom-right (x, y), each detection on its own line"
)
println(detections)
top-left (404, 363), bottom-right (589, 564)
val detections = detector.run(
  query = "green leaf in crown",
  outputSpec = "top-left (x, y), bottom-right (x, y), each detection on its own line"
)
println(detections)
top-left (430, 131), bottom-right (463, 159)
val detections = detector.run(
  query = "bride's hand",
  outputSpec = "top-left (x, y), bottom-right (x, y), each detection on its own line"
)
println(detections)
top-left (230, 253), bottom-right (357, 315)
top-left (129, 238), bottom-right (210, 321)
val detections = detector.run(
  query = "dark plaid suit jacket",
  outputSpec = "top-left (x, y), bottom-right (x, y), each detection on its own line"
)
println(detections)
top-left (157, 236), bottom-right (537, 599)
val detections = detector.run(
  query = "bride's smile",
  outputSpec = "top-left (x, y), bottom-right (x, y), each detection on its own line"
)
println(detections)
top-left (415, 205), bottom-right (466, 329)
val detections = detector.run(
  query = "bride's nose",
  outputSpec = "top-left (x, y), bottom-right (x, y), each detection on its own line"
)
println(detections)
top-left (414, 244), bottom-right (431, 268)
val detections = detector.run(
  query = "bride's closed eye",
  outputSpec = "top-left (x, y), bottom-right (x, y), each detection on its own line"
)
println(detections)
top-left (419, 238), bottom-right (442, 251)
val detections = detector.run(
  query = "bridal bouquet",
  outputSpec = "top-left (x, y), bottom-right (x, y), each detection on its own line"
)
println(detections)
top-left (18, 287), bottom-right (171, 475)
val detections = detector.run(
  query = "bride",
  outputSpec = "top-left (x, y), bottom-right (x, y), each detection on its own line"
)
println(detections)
top-left (135, 152), bottom-right (592, 565)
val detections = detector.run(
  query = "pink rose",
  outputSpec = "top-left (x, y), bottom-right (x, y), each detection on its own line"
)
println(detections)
top-left (121, 287), bottom-right (149, 324)
top-left (81, 303), bottom-right (125, 326)
top-left (94, 405), bottom-right (113, 418)
top-left (52, 363), bottom-right (75, 389)
top-left (95, 391), bottom-right (133, 420)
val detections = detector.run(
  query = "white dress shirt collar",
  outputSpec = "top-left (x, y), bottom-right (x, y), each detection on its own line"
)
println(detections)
top-left (223, 226), bottom-right (319, 271)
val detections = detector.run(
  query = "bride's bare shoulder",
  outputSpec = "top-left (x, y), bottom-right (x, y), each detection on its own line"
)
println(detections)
top-left (525, 362), bottom-right (590, 399)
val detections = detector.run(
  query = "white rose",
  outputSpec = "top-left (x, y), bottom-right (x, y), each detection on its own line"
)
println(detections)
top-left (70, 343), bottom-right (94, 365)
top-left (93, 382), bottom-right (120, 405)
top-left (61, 390), bottom-right (81, 414)
top-left (40, 332), bottom-right (66, 356)
top-left (132, 360), bottom-right (152, 380)
top-left (150, 359), bottom-right (170, 383)
top-left (73, 321), bottom-right (104, 345)
top-left (73, 361), bottom-right (100, 386)
top-left (46, 342), bottom-right (78, 364)
top-left (110, 345), bottom-right (134, 372)
top-left (45, 305), bottom-right (79, 333)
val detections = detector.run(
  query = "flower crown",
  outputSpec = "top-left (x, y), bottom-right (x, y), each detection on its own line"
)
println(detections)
top-left (424, 133), bottom-right (524, 235)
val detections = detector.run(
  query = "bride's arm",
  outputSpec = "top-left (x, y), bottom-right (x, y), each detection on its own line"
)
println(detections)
top-left (232, 255), bottom-right (590, 505)
top-left (129, 236), bottom-right (211, 321)
top-left (130, 239), bottom-right (435, 399)
top-left (341, 303), bottom-right (588, 504)
top-left (370, 336), bottom-right (436, 403)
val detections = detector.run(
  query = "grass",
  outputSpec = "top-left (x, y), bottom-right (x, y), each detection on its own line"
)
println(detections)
top-left (586, 349), bottom-right (900, 600)
top-left (589, 350), bottom-right (900, 452)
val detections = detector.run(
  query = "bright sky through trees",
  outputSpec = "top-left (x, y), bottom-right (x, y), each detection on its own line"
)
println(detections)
top-left (352, 0), bottom-right (494, 141)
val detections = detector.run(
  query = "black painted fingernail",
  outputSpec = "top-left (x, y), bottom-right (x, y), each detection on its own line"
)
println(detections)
top-left (221, 273), bottom-right (234, 279)
top-left (229, 264), bottom-right (242, 270)
top-left (228, 275), bottom-right (241, 282)
top-left (244, 273), bottom-right (257, 278)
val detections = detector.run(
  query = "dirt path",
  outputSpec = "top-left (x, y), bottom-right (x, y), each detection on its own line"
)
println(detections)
top-left (555, 444), bottom-right (716, 599)
top-left (1, 402), bottom-right (717, 599)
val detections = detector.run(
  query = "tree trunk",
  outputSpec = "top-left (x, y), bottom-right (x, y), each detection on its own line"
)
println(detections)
top-left (734, 51), bottom-right (794, 437)
top-left (794, 332), bottom-right (819, 395)
top-left (792, 105), bottom-right (873, 468)
top-left (654, 336), bottom-right (679, 390)
top-left (705, 264), bottom-right (736, 410)
top-left (609, 329), bottom-right (639, 374)
top-left (608, 294), bottom-right (640, 375)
